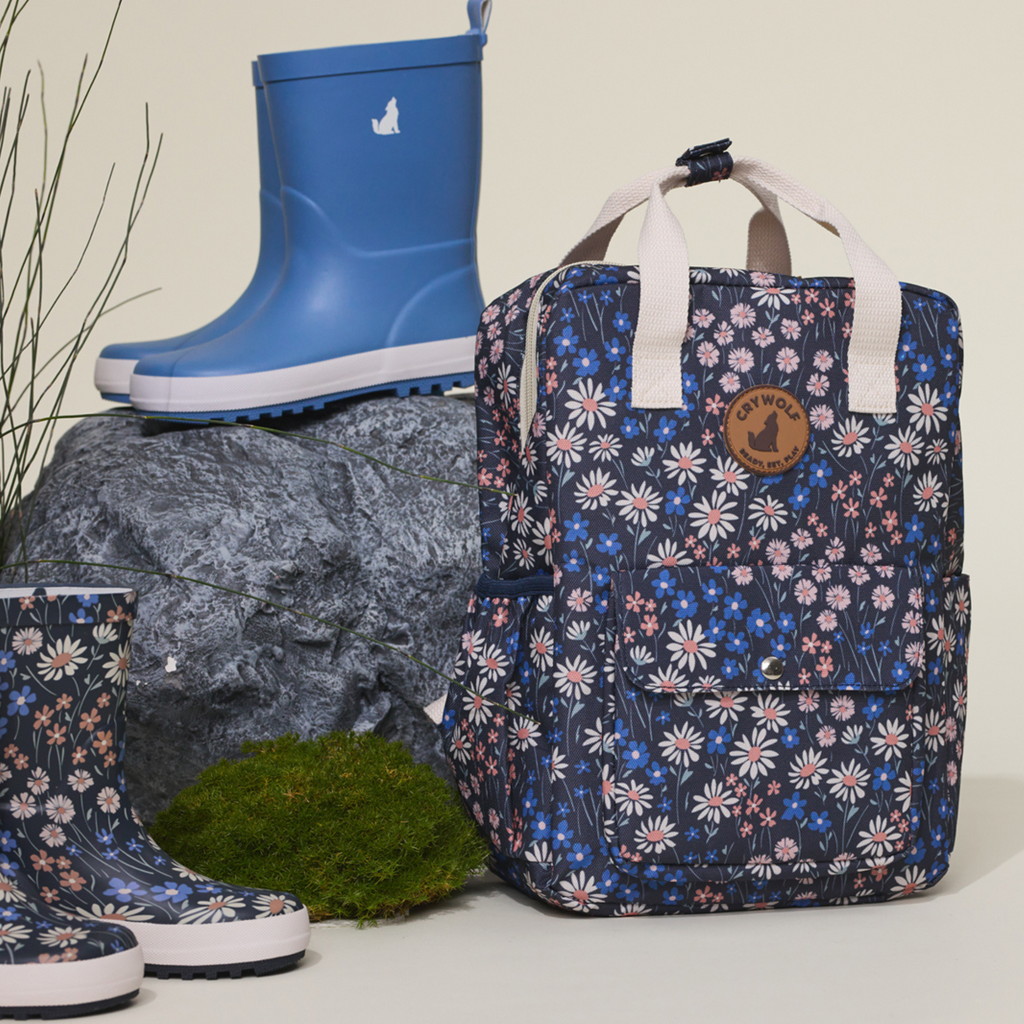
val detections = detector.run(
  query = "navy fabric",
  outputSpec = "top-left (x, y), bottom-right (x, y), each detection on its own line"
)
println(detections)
top-left (443, 260), bottom-right (968, 915)
top-left (677, 139), bottom-right (733, 185)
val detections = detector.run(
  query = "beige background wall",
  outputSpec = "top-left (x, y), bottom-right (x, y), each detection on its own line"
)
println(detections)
top-left (5, 0), bottom-right (1020, 846)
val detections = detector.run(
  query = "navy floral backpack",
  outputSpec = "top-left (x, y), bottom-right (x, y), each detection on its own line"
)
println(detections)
top-left (440, 140), bottom-right (969, 915)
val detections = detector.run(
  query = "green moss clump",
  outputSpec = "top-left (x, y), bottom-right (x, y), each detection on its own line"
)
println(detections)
top-left (149, 732), bottom-right (489, 924)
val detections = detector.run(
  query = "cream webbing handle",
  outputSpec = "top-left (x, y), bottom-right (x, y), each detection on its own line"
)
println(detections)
top-left (563, 166), bottom-right (792, 275)
top-left (518, 157), bottom-right (901, 446)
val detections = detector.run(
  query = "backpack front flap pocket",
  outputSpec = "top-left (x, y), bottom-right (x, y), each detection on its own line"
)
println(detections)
top-left (606, 563), bottom-right (925, 884)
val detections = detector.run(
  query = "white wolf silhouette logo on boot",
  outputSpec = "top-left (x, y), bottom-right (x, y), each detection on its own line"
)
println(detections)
top-left (372, 97), bottom-right (400, 135)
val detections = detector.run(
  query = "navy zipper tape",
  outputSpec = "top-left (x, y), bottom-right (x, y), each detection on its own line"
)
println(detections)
top-left (474, 574), bottom-right (554, 598)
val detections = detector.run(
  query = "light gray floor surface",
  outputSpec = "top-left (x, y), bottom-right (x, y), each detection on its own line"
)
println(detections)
top-left (113, 773), bottom-right (1021, 1023)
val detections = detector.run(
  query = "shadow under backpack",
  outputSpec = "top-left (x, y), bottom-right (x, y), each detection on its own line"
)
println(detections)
top-left (440, 141), bottom-right (969, 915)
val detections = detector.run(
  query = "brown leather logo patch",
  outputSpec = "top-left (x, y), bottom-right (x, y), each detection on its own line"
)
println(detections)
top-left (724, 385), bottom-right (809, 476)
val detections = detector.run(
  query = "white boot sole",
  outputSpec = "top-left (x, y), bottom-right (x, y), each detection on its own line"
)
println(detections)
top-left (129, 335), bottom-right (476, 413)
top-left (127, 908), bottom-right (311, 979)
top-left (1, 945), bottom-right (143, 1014)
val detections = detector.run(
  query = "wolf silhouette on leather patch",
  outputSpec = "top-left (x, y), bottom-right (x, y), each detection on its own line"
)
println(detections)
top-left (724, 384), bottom-right (809, 475)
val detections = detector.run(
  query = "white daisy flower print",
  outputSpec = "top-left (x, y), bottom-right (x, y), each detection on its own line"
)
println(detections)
top-left (666, 620), bottom-right (716, 672)
top-left (688, 493), bottom-right (738, 542)
top-left (564, 378), bottom-right (615, 431)
top-left (831, 416), bottom-right (870, 456)
top-left (615, 779), bottom-right (653, 816)
top-left (907, 384), bottom-right (948, 434)
top-left (573, 469), bottom-right (618, 510)
top-left (731, 727), bottom-right (778, 779)
top-left (658, 723), bottom-right (703, 766)
top-left (662, 442), bottom-right (706, 484)
top-left (37, 636), bottom-right (87, 681)
top-left (552, 655), bottom-right (596, 701)
top-left (691, 779), bottom-right (738, 823)
top-left (827, 760), bottom-right (870, 804)
top-left (616, 484), bottom-right (661, 526)
top-left (634, 815), bottom-right (678, 854)
top-left (748, 495), bottom-right (788, 532)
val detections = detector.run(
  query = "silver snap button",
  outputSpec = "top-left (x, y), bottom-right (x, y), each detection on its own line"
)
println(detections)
top-left (760, 656), bottom-right (784, 681)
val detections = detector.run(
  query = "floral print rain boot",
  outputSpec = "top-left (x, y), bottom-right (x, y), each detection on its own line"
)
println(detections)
top-left (1, 854), bottom-right (143, 1019)
top-left (0, 587), bottom-right (310, 980)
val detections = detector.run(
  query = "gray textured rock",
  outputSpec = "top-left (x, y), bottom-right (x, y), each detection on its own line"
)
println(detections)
top-left (8, 396), bottom-right (480, 822)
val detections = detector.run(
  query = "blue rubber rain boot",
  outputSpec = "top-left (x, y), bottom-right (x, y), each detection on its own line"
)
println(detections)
top-left (129, 1), bottom-right (491, 421)
top-left (93, 62), bottom-right (285, 403)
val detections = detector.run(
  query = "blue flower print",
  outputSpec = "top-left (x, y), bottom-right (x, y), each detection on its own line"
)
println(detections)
top-left (706, 616), bottom-right (728, 641)
top-left (904, 515), bottom-right (924, 543)
top-left (781, 792), bottom-right (806, 821)
top-left (913, 354), bottom-right (936, 382)
top-left (597, 533), bottom-right (622, 556)
top-left (531, 815), bottom-right (551, 841)
top-left (652, 570), bottom-right (676, 599)
top-left (723, 593), bottom-right (747, 620)
top-left (863, 696), bottom-right (885, 721)
top-left (891, 662), bottom-right (912, 684)
top-left (746, 608), bottom-right (772, 638)
top-left (776, 612), bottom-right (796, 632)
top-left (708, 728), bottom-right (731, 754)
top-left (573, 348), bottom-right (600, 376)
top-left (665, 489), bottom-right (690, 515)
top-left (552, 820), bottom-right (574, 850)
top-left (0, 651), bottom-right (14, 673)
top-left (654, 417), bottom-right (677, 443)
top-left (612, 311), bottom-right (632, 332)
top-left (0, 831), bottom-right (16, 853)
top-left (725, 631), bottom-right (749, 654)
top-left (6, 686), bottom-right (35, 716)
top-left (622, 741), bottom-right (650, 770)
top-left (645, 761), bottom-right (669, 786)
top-left (604, 338), bottom-right (627, 361)
top-left (897, 332), bottom-right (917, 361)
top-left (0, 854), bottom-right (20, 877)
top-left (781, 728), bottom-right (799, 749)
top-left (807, 811), bottom-right (832, 833)
top-left (151, 882), bottom-right (194, 904)
top-left (873, 764), bottom-right (896, 791)
top-left (905, 837), bottom-right (927, 865)
top-left (769, 635), bottom-right (792, 658)
top-left (671, 591), bottom-right (698, 619)
top-left (564, 513), bottom-right (589, 542)
top-left (721, 659), bottom-right (740, 680)
top-left (554, 326), bottom-right (578, 355)
top-left (104, 878), bottom-right (146, 903)
top-left (788, 484), bottom-right (811, 510)
top-left (562, 550), bottom-right (583, 573)
top-left (620, 417), bottom-right (640, 438)
top-left (68, 608), bottom-right (94, 625)
top-left (807, 461), bottom-right (832, 487)
top-left (566, 843), bottom-right (593, 869)
top-left (702, 578), bottom-right (725, 602)
top-left (681, 372), bottom-right (698, 394)
top-left (607, 374), bottom-right (629, 400)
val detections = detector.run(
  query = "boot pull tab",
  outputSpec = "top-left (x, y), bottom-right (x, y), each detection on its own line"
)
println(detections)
top-left (466, 0), bottom-right (492, 45)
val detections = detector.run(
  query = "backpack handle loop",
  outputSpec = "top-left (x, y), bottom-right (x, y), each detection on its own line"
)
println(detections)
top-left (518, 154), bottom-right (902, 448)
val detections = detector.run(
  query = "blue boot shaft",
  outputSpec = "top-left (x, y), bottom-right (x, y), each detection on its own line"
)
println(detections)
top-left (94, 63), bottom-right (285, 403)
